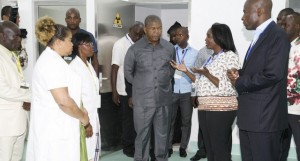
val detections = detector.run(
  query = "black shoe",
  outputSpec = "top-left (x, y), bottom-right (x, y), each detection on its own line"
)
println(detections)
top-left (123, 152), bottom-right (134, 158)
top-left (190, 152), bottom-right (206, 161)
top-left (101, 145), bottom-right (115, 151)
top-left (123, 149), bottom-right (134, 158)
top-left (150, 148), bottom-right (155, 161)
top-left (168, 149), bottom-right (173, 158)
top-left (179, 148), bottom-right (187, 157)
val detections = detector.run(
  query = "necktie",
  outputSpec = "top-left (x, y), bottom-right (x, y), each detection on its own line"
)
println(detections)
top-left (245, 33), bottom-right (260, 61)
top-left (245, 42), bottom-right (253, 61)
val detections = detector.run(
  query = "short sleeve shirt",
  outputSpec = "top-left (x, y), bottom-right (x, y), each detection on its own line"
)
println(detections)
top-left (111, 34), bottom-right (133, 95)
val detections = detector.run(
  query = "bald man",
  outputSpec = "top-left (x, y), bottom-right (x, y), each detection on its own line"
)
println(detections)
top-left (227, 0), bottom-right (290, 160)
top-left (0, 21), bottom-right (31, 161)
top-left (111, 21), bottom-right (144, 157)
top-left (65, 8), bottom-right (99, 76)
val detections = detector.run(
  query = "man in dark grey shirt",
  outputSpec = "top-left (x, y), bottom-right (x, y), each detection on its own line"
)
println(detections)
top-left (124, 15), bottom-right (175, 161)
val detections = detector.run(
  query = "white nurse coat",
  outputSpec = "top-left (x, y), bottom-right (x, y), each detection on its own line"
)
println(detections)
top-left (26, 47), bottom-right (82, 161)
top-left (70, 56), bottom-right (101, 160)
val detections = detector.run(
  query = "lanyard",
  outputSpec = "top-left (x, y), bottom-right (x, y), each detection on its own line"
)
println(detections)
top-left (176, 47), bottom-right (188, 64)
top-left (203, 49), bottom-right (223, 67)
top-left (10, 51), bottom-right (24, 81)
top-left (125, 34), bottom-right (133, 45)
top-left (85, 63), bottom-right (98, 92)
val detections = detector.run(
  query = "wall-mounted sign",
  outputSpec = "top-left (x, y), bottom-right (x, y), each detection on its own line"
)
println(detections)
top-left (113, 12), bottom-right (122, 28)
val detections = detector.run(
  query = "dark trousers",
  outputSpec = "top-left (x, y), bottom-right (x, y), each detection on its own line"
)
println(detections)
top-left (172, 108), bottom-right (182, 144)
top-left (239, 129), bottom-right (283, 161)
top-left (280, 114), bottom-right (300, 161)
top-left (98, 92), bottom-right (122, 148)
top-left (199, 110), bottom-right (236, 161)
top-left (134, 105), bottom-right (171, 161)
top-left (169, 93), bottom-right (193, 149)
top-left (120, 95), bottom-right (136, 153)
top-left (196, 110), bottom-right (206, 155)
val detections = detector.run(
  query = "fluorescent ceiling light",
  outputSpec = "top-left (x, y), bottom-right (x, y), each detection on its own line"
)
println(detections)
top-left (121, 0), bottom-right (189, 4)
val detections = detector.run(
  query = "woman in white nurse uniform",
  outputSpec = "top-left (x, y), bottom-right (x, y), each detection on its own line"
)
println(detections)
top-left (70, 32), bottom-right (101, 161)
top-left (26, 16), bottom-right (89, 161)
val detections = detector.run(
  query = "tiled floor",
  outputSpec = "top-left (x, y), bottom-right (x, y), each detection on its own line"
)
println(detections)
top-left (100, 143), bottom-right (298, 161)
top-left (100, 149), bottom-right (243, 161)
top-left (100, 149), bottom-right (297, 161)
top-left (22, 141), bottom-right (298, 161)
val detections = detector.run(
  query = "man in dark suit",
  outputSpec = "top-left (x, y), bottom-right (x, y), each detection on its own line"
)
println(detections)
top-left (227, 0), bottom-right (290, 160)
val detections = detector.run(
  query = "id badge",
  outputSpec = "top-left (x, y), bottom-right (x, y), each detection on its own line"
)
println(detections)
top-left (20, 81), bottom-right (30, 89)
top-left (174, 70), bottom-right (183, 79)
top-left (96, 94), bottom-right (101, 108)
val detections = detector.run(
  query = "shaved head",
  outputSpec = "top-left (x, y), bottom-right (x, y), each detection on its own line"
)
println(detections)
top-left (242, 0), bottom-right (273, 30)
top-left (65, 8), bottom-right (81, 33)
top-left (129, 21), bottom-right (144, 42)
top-left (257, 0), bottom-right (272, 16)
top-left (249, 0), bottom-right (272, 18)
top-left (0, 21), bottom-right (21, 50)
top-left (65, 8), bottom-right (80, 18)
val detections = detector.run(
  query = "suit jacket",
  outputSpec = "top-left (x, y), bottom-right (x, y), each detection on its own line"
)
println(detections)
top-left (0, 44), bottom-right (31, 136)
top-left (236, 21), bottom-right (290, 132)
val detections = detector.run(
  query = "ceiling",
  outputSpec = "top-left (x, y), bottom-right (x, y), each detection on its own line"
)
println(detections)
top-left (121, 0), bottom-right (188, 4)
top-left (122, 0), bottom-right (188, 9)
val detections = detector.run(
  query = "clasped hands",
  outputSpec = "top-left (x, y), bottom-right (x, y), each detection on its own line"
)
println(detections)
top-left (23, 102), bottom-right (31, 111)
top-left (81, 107), bottom-right (93, 138)
top-left (170, 60), bottom-right (209, 76)
top-left (227, 68), bottom-right (239, 86)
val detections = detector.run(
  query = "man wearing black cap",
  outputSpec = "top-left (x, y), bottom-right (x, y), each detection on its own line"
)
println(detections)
top-left (167, 21), bottom-right (181, 45)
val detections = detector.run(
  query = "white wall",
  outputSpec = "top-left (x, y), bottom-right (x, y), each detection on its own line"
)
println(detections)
top-left (190, 0), bottom-right (288, 63)
top-left (135, 5), bottom-right (188, 41)
top-left (18, 0), bottom-right (35, 84)
top-left (135, 6), bottom-right (161, 25)
top-left (161, 8), bottom-right (188, 39)
top-left (0, 0), bottom-right (16, 7)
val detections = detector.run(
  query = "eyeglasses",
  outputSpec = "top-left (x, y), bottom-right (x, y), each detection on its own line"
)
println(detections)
top-left (79, 42), bottom-right (93, 47)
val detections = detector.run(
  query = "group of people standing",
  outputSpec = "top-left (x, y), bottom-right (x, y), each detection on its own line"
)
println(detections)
top-left (122, 0), bottom-right (299, 161)
top-left (0, 7), bottom-right (101, 161)
top-left (0, 0), bottom-right (300, 161)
